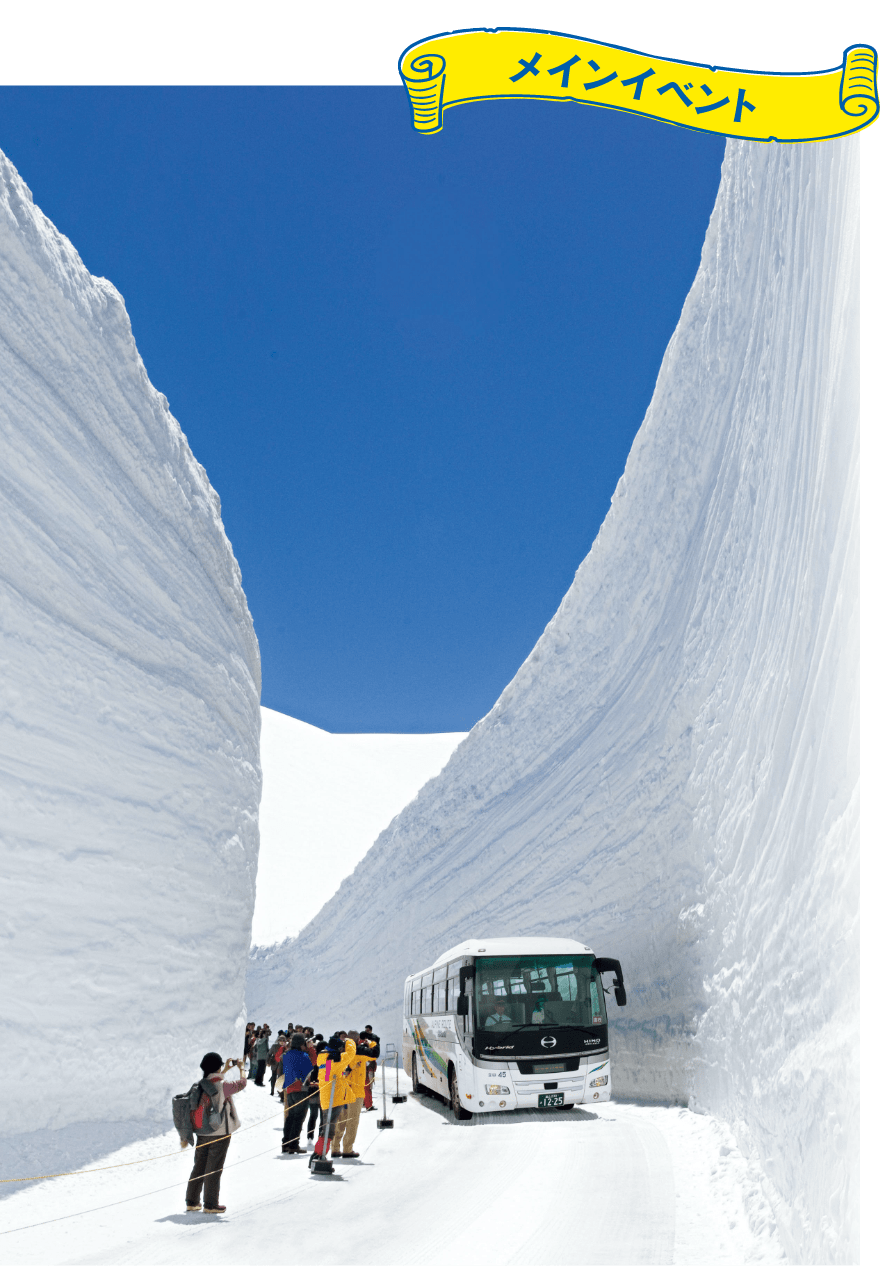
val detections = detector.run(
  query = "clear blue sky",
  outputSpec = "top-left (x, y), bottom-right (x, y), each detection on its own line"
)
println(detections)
top-left (0, 88), bottom-right (724, 733)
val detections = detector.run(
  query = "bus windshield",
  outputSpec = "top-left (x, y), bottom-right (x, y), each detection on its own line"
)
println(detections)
top-left (475, 954), bottom-right (607, 1032)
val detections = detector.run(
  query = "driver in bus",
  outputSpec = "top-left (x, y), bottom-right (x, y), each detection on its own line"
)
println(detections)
top-left (485, 1000), bottom-right (513, 1027)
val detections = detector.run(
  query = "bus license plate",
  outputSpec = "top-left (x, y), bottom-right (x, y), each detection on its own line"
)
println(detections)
top-left (538, 1093), bottom-right (565, 1107)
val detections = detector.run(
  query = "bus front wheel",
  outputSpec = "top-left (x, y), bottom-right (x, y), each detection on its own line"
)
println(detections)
top-left (411, 1053), bottom-right (426, 1094)
top-left (448, 1067), bottom-right (472, 1120)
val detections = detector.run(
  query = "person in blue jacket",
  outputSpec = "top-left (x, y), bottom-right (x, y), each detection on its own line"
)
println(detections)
top-left (281, 1035), bottom-right (316, 1154)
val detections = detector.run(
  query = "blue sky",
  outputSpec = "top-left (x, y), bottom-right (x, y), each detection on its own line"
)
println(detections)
top-left (0, 87), bottom-right (724, 732)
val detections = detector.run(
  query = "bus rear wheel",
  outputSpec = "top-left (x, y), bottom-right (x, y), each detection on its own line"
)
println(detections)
top-left (411, 1053), bottom-right (426, 1094)
top-left (448, 1067), bottom-right (472, 1120)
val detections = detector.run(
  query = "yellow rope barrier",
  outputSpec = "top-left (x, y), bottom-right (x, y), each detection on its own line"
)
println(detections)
top-left (0, 1049), bottom-right (387, 1186)
top-left (0, 1092), bottom-right (393, 1239)
top-left (0, 1058), bottom-right (392, 1235)
top-left (0, 1083), bottom-right (323, 1185)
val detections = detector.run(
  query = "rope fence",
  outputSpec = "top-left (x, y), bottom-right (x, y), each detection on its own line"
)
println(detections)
top-left (0, 1054), bottom-right (395, 1185)
top-left (0, 1059), bottom-right (398, 1238)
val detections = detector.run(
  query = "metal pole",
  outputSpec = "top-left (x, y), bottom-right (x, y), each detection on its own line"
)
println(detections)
top-left (310, 1067), bottom-right (337, 1173)
top-left (392, 1047), bottom-right (407, 1103)
top-left (378, 1053), bottom-right (394, 1128)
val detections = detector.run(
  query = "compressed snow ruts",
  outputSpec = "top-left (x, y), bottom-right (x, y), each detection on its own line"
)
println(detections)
top-left (0, 149), bottom-right (262, 1139)
top-left (247, 139), bottom-right (858, 1264)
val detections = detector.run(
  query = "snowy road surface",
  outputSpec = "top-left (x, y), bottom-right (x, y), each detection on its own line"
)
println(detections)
top-left (1, 1078), bottom-right (782, 1264)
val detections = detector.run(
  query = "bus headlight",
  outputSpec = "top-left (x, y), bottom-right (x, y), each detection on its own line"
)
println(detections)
top-left (485, 1084), bottom-right (511, 1095)
top-left (589, 1075), bottom-right (608, 1088)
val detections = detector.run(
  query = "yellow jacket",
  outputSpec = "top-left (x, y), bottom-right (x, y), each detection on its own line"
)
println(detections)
top-left (316, 1039), bottom-right (356, 1109)
top-left (345, 1052), bottom-right (375, 1097)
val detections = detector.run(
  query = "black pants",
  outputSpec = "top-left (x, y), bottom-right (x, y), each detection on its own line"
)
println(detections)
top-left (307, 1097), bottom-right (319, 1135)
top-left (270, 1063), bottom-right (280, 1092)
top-left (186, 1135), bottom-right (230, 1209)
top-left (254, 1059), bottom-right (267, 1086)
top-left (282, 1090), bottom-right (311, 1146)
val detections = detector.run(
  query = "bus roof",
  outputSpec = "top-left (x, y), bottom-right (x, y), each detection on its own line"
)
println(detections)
top-left (431, 936), bottom-right (594, 967)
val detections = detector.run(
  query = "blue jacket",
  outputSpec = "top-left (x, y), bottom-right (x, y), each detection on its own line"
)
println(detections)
top-left (281, 1048), bottom-right (314, 1091)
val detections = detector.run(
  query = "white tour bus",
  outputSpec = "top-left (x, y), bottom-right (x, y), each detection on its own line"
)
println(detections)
top-left (403, 937), bottom-right (626, 1117)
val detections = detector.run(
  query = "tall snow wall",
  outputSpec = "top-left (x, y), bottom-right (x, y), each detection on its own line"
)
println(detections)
top-left (0, 150), bottom-right (262, 1145)
top-left (248, 137), bottom-right (858, 1265)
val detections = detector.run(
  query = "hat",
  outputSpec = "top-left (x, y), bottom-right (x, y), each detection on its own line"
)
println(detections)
top-left (200, 1052), bottom-right (223, 1075)
top-left (327, 1035), bottom-right (344, 1054)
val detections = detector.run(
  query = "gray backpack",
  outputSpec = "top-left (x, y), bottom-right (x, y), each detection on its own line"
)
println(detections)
top-left (172, 1079), bottom-right (221, 1147)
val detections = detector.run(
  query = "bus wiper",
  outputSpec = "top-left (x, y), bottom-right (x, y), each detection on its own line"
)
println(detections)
top-left (499, 1023), bottom-right (556, 1032)
top-left (497, 1022), bottom-right (598, 1034)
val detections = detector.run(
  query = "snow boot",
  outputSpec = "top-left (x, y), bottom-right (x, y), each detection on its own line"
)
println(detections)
top-left (342, 1151), bottom-right (360, 1159)
top-left (186, 1205), bottom-right (201, 1212)
top-left (203, 1205), bottom-right (226, 1214)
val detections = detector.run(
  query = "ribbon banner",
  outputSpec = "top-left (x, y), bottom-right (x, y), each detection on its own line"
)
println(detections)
top-left (399, 30), bottom-right (878, 142)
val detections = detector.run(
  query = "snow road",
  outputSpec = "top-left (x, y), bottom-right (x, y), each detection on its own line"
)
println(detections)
top-left (1, 1078), bottom-right (782, 1264)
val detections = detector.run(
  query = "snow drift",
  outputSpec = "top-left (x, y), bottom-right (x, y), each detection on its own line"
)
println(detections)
top-left (252, 708), bottom-right (465, 946)
top-left (247, 138), bottom-right (858, 1264)
top-left (0, 150), bottom-right (262, 1146)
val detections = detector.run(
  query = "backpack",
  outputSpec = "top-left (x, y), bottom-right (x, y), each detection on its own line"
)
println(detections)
top-left (172, 1079), bottom-right (221, 1146)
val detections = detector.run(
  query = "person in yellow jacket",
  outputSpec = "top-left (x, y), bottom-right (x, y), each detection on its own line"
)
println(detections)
top-left (312, 1035), bottom-right (355, 1158)
top-left (332, 1033), bottom-right (378, 1158)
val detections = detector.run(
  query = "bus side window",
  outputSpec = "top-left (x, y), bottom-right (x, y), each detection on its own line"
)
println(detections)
top-left (446, 960), bottom-right (462, 1014)
top-left (433, 966), bottom-right (447, 1013)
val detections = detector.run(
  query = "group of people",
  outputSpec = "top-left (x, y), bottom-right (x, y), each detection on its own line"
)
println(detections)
top-left (184, 1020), bottom-right (382, 1212)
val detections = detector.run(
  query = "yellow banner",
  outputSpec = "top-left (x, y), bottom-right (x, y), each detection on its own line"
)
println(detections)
top-left (398, 30), bottom-right (878, 142)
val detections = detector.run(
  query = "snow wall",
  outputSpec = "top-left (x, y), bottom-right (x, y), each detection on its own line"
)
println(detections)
top-left (0, 150), bottom-right (262, 1145)
top-left (253, 708), bottom-right (466, 945)
top-left (248, 137), bottom-right (858, 1264)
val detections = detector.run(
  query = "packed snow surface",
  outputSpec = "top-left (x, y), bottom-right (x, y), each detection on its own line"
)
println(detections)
top-left (248, 138), bottom-right (858, 1264)
top-left (0, 149), bottom-right (262, 1149)
top-left (252, 708), bottom-right (464, 945)
top-left (0, 1076), bottom-right (784, 1264)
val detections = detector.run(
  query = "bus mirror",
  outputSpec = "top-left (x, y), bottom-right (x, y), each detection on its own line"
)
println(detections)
top-left (594, 957), bottom-right (627, 1007)
top-left (459, 964), bottom-right (474, 994)
top-left (456, 995), bottom-right (469, 1016)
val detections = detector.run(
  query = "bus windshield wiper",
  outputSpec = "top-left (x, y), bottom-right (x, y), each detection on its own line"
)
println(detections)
top-left (492, 1022), bottom-right (598, 1034)
top-left (495, 1023), bottom-right (556, 1033)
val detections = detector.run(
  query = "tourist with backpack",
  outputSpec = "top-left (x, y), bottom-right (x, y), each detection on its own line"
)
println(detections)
top-left (183, 1053), bottom-right (245, 1214)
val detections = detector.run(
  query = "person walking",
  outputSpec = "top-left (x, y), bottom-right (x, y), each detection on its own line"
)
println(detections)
top-left (245, 1026), bottom-right (258, 1080)
top-left (185, 1053), bottom-right (245, 1214)
top-left (312, 1035), bottom-right (354, 1160)
top-left (253, 1026), bottom-right (270, 1086)
top-left (280, 1035), bottom-right (316, 1154)
top-left (269, 1032), bottom-right (286, 1096)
